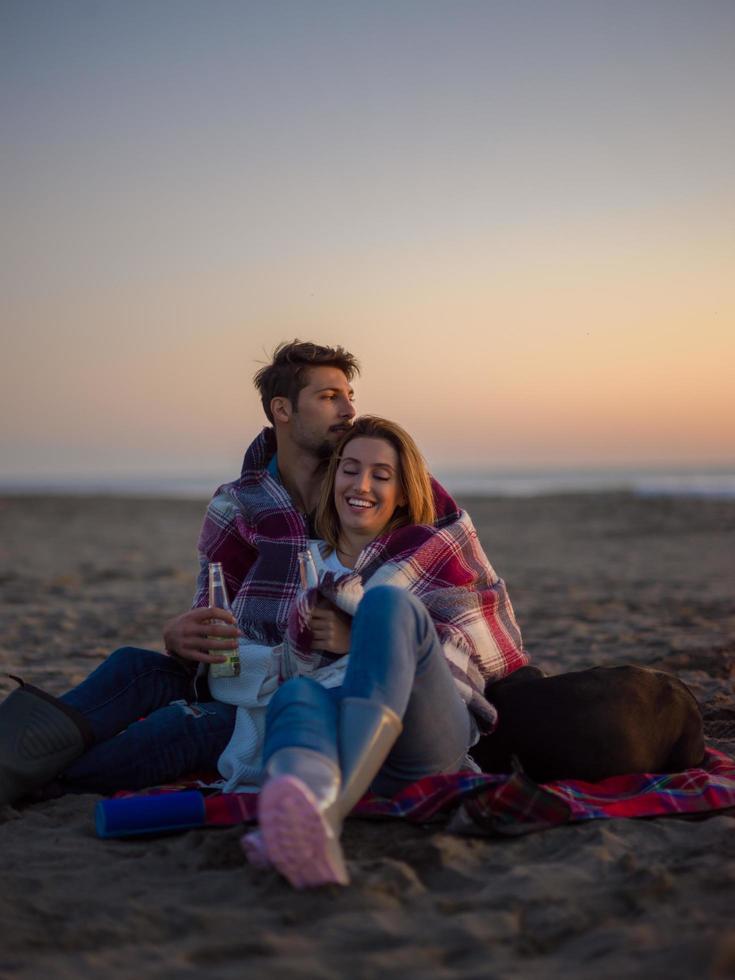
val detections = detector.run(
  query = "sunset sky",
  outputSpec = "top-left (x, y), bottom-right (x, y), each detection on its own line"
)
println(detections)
top-left (2, 0), bottom-right (733, 481)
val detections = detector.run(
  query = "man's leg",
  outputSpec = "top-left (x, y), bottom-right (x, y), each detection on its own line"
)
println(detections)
top-left (0, 646), bottom-right (199, 805)
top-left (58, 645), bottom-right (235, 793)
top-left (60, 646), bottom-right (197, 741)
top-left (61, 699), bottom-right (236, 793)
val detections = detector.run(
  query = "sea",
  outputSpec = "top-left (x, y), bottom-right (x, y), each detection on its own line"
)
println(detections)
top-left (1, 466), bottom-right (734, 500)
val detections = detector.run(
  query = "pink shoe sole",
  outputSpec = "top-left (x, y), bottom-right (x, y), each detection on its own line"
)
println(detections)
top-left (258, 775), bottom-right (349, 889)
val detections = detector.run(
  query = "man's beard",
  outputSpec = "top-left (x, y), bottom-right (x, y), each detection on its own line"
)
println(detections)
top-left (293, 423), bottom-right (347, 461)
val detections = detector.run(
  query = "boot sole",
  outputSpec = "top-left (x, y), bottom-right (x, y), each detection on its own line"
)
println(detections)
top-left (258, 775), bottom-right (349, 889)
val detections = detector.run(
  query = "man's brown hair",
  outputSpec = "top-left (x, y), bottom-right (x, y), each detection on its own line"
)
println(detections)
top-left (253, 340), bottom-right (360, 424)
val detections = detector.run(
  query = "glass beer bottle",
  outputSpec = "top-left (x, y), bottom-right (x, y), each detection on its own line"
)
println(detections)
top-left (208, 562), bottom-right (240, 678)
top-left (297, 548), bottom-right (319, 591)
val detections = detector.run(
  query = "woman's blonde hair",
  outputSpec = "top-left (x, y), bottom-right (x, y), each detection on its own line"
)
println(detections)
top-left (314, 416), bottom-right (436, 550)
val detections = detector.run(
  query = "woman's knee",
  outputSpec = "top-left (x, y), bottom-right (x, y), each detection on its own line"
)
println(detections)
top-left (267, 676), bottom-right (330, 722)
top-left (356, 587), bottom-right (432, 649)
top-left (359, 585), bottom-right (425, 622)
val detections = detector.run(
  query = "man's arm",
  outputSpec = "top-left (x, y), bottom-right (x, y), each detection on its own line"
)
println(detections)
top-left (164, 487), bottom-right (256, 662)
top-left (193, 487), bottom-right (259, 606)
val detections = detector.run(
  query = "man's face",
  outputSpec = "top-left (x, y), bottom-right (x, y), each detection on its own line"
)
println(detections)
top-left (288, 366), bottom-right (356, 458)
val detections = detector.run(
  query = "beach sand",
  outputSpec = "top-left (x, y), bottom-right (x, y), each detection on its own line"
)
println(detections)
top-left (0, 492), bottom-right (733, 979)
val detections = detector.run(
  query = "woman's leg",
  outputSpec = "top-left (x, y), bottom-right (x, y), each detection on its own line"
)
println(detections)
top-left (254, 589), bottom-right (471, 888)
top-left (263, 676), bottom-right (339, 765)
top-left (60, 646), bottom-right (196, 741)
top-left (341, 585), bottom-right (473, 796)
top-left (254, 679), bottom-right (347, 885)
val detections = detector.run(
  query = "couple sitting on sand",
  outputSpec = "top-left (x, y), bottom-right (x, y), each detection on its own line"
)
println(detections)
top-left (0, 340), bottom-right (527, 888)
top-left (0, 340), bottom-right (704, 889)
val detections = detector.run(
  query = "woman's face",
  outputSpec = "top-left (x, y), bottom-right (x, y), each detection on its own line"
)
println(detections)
top-left (334, 436), bottom-right (406, 541)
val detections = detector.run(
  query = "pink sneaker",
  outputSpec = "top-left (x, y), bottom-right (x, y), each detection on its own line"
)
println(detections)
top-left (258, 775), bottom-right (349, 889)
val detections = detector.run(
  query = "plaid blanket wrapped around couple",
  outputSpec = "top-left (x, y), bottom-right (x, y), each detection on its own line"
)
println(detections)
top-left (192, 428), bottom-right (474, 649)
top-left (280, 511), bottom-right (529, 731)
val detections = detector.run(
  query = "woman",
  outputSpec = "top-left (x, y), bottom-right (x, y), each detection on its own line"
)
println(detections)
top-left (247, 416), bottom-right (528, 888)
top-left (0, 418), bottom-right (526, 885)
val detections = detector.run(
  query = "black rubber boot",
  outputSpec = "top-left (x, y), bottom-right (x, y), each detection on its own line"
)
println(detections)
top-left (0, 678), bottom-right (95, 806)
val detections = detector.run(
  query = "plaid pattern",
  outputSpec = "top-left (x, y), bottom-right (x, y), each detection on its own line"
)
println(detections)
top-left (194, 428), bottom-right (459, 644)
top-left (193, 428), bottom-right (309, 645)
top-left (114, 747), bottom-right (735, 835)
top-left (449, 746), bottom-right (735, 836)
top-left (281, 514), bottom-right (529, 730)
top-left (194, 427), bottom-right (527, 726)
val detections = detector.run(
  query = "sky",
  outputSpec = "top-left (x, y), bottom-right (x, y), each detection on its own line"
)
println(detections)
top-left (2, 0), bottom-right (734, 481)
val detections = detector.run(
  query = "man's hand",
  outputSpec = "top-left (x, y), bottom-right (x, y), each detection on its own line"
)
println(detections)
top-left (310, 600), bottom-right (352, 655)
top-left (163, 607), bottom-right (240, 664)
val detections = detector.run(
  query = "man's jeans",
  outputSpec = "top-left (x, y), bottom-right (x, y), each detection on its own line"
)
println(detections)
top-left (264, 586), bottom-right (473, 797)
top-left (60, 647), bottom-right (236, 793)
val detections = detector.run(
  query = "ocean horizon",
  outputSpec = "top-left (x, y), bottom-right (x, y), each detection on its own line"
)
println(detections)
top-left (1, 465), bottom-right (734, 500)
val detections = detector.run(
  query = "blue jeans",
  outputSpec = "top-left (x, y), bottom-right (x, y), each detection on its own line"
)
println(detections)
top-left (264, 586), bottom-right (473, 796)
top-left (59, 647), bottom-right (236, 793)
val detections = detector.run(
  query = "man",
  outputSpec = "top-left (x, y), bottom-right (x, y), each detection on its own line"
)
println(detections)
top-left (162, 339), bottom-right (361, 667)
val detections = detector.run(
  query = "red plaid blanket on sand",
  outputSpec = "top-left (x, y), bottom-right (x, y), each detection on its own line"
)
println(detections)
top-left (194, 427), bottom-right (528, 730)
top-left (118, 747), bottom-right (735, 835)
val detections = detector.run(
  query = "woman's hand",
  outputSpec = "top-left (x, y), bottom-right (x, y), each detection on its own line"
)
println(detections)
top-left (310, 600), bottom-right (352, 655)
top-left (163, 607), bottom-right (240, 664)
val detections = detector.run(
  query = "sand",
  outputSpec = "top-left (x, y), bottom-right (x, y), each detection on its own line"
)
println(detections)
top-left (0, 491), bottom-right (734, 979)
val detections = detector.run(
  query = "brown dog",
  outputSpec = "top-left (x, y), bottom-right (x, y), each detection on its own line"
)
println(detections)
top-left (470, 664), bottom-right (705, 783)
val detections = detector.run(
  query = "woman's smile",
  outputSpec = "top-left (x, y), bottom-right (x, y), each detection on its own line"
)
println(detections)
top-left (346, 496), bottom-right (375, 509)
